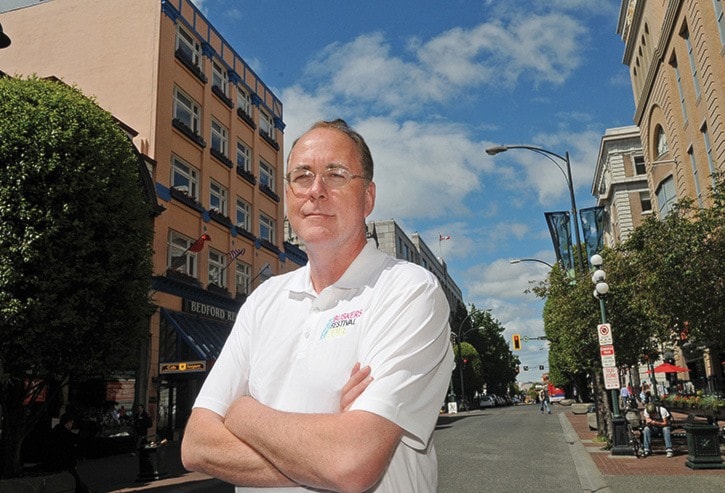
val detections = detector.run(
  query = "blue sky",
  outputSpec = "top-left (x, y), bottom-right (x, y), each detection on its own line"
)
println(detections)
top-left (193, 0), bottom-right (636, 384)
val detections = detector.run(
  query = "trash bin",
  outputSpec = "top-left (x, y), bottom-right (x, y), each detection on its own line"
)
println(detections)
top-left (684, 414), bottom-right (725, 470)
top-left (137, 435), bottom-right (169, 481)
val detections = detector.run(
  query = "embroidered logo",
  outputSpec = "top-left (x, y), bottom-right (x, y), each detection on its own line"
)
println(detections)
top-left (320, 310), bottom-right (363, 340)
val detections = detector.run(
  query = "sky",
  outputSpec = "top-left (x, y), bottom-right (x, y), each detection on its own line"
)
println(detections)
top-left (189, 0), bottom-right (636, 384)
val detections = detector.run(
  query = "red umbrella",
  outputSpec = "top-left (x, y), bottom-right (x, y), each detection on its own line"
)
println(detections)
top-left (650, 362), bottom-right (689, 373)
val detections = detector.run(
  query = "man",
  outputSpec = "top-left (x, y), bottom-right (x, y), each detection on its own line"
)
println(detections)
top-left (642, 402), bottom-right (674, 458)
top-left (44, 414), bottom-right (89, 493)
top-left (182, 119), bottom-right (454, 492)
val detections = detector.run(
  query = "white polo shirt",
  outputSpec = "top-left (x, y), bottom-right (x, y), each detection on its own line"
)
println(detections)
top-left (194, 240), bottom-right (454, 492)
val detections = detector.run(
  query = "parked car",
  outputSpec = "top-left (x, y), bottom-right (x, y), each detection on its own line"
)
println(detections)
top-left (478, 395), bottom-right (496, 408)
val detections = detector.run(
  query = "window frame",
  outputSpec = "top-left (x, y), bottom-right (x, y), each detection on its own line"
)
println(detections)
top-left (235, 260), bottom-right (251, 295)
top-left (209, 179), bottom-right (228, 215)
top-left (173, 86), bottom-right (201, 134)
top-left (171, 156), bottom-right (199, 199)
top-left (236, 197), bottom-right (251, 231)
top-left (259, 159), bottom-right (275, 190)
top-left (237, 87), bottom-right (252, 116)
top-left (259, 212), bottom-right (275, 243)
top-left (212, 60), bottom-right (229, 95)
top-left (208, 248), bottom-right (227, 288)
top-left (175, 24), bottom-right (202, 68)
top-left (168, 231), bottom-right (198, 277)
top-left (236, 140), bottom-right (251, 172)
top-left (211, 118), bottom-right (229, 157)
top-left (260, 110), bottom-right (275, 140)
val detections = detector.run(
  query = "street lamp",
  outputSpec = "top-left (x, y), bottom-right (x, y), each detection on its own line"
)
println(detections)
top-left (454, 312), bottom-right (480, 411)
top-left (591, 254), bottom-right (629, 455)
top-left (486, 145), bottom-right (586, 273)
top-left (510, 258), bottom-right (554, 268)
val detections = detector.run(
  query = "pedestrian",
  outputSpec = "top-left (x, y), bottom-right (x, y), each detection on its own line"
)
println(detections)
top-left (44, 413), bottom-right (89, 493)
top-left (642, 402), bottom-right (674, 458)
top-left (133, 404), bottom-right (152, 444)
top-left (539, 388), bottom-right (551, 414)
top-left (181, 119), bottom-right (454, 492)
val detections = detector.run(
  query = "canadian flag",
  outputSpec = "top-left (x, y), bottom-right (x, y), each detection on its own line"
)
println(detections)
top-left (439, 235), bottom-right (451, 241)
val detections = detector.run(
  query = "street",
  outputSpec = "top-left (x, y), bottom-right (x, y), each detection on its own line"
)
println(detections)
top-left (435, 404), bottom-right (583, 492)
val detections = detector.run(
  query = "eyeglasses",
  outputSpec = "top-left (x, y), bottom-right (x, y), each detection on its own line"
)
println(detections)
top-left (285, 167), bottom-right (367, 192)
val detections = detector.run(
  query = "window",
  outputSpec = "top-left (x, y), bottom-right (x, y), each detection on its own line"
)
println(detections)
top-left (173, 87), bottom-right (201, 134)
top-left (671, 55), bottom-right (688, 124)
top-left (639, 191), bottom-right (652, 213)
top-left (175, 24), bottom-right (201, 68)
top-left (212, 60), bottom-right (228, 95)
top-left (701, 123), bottom-right (717, 188)
top-left (655, 126), bottom-right (668, 157)
top-left (656, 176), bottom-right (677, 218)
top-left (237, 87), bottom-right (252, 116)
top-left (682, 26), bottom-right (701, 98)
top-left (211, 119), bottom-right (228, 157)
top-left (260, 110), bottom-right (275, 140)
top-left (714, 0), bottom-right (725, 46)
top-left (171, 156), bottom-right (199, 198)
top-left (235, 261), bottom-right (251, 294)
top-left (235, 198), bottom-right (251, 230)
top-left (688, 147), bottom-right (704, 207)
top-left (168, 231), bottom-right (198, 276)
top-left (634, 156), bottom-right (646, 175)
top-left (236, 140), bottom-right (251, 171)
top-left (209, 180), bottom-right (228, 215)
top-left (259, 159), bottom-right (275, 190)
top-left (259, 212), bottom-right (275, 243)
top-left (208, 249), bottom-right (226, 287)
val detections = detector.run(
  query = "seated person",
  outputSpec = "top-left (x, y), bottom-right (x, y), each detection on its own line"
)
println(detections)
top-left (642, 402), bottom-right (673, 458)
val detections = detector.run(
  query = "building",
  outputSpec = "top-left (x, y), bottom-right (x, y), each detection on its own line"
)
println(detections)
top-left (591, 126), bottom-right (651, 247)
top-left (366, 220), bottom-right (464, 316)
top-left (617, 0), bottom-right (724, 214)
top-left (617, 0), bottom-right (724, 394)
top-left (1, 0), bottom-right (306, 438)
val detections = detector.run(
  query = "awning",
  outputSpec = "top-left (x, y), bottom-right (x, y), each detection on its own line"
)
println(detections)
top-left (161, 308), bottom-right (232, 361)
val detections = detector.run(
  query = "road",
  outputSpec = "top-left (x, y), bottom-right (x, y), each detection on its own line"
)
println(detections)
top-left (435, 404), bottom-right (583, 492)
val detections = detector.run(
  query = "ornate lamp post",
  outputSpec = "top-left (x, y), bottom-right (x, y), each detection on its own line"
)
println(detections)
top-left (591, 254), bottom-right (629, 455)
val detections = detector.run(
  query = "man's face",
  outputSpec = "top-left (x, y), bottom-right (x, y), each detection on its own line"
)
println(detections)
top-left (285, 127), bottom-right (375, 249)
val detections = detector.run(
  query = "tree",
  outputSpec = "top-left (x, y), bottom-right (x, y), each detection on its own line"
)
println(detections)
top-left (0, 76), bottom-right (154, 476)
top-left (463, 306), bottom-right (519, 397)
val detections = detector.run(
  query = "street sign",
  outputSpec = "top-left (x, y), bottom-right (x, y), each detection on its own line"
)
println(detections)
top-left (599, 345), bottom-right (617, 367)
top-left (603, 366), bottom-right (619, 390)
top-left (597, 323), bottom-right (613, 345)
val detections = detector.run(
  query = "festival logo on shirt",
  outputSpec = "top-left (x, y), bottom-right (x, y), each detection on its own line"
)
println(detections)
top-left (320, 310), bottom-right (363, 340)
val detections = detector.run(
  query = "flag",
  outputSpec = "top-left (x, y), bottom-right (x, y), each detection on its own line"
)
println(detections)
top-left (579, 206), bottom-right (606, 268)
top-left (439, 235), bottom-right (451, 241)
top-left (189, 233), bottom-right (211, 252)
top-left (544, 211), bottom-right (575, 275)
top-left (228, 247), bottom-right (245, 261)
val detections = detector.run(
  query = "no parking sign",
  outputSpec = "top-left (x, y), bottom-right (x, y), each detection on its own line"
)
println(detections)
top-left (597, 323), bottom-right (612, 345)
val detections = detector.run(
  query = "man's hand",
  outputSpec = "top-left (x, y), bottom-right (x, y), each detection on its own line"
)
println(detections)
top-left (340, 362), bottom-right (372, 412)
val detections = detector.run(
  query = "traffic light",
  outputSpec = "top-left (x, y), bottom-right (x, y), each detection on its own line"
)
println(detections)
top-left (512, 334), bottom-right (521, 350)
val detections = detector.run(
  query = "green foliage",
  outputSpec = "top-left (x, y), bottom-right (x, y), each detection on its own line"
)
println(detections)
top-left (0, 76), bottom-right (154, 475)
top-left (459, 305), bottom-right (519, 397)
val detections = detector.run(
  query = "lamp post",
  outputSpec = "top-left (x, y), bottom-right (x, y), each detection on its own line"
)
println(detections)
top-left (454, 312), bottom-right (478, 411)
top-left (486, 145), bottom-right (586, 274)
top-left (591, 254), bottom-right (629, 455)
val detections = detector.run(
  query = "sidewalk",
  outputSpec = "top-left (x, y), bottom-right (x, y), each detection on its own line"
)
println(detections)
top-left (76, 441), bottom-right (233, 492)
top-left (563, 408), bottom-right (725, 492)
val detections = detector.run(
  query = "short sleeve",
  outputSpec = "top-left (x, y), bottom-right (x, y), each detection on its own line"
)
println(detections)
top-left (349, 266), bottom-right (454, 450)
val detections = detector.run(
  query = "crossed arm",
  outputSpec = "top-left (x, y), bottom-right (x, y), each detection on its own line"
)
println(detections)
top-left (181, 364), bottom-right (403, 492)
